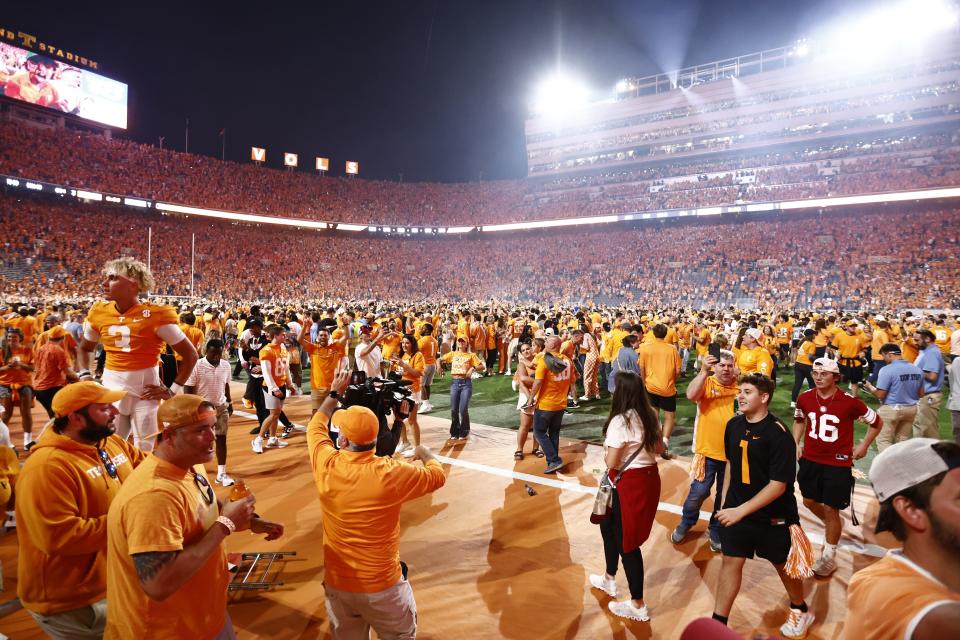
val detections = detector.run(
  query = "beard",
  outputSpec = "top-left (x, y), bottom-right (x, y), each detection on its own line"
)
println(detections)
top-left (79, 417), bottom-right (114, 443)
top-left (930, 508), bottom-right (960, 560)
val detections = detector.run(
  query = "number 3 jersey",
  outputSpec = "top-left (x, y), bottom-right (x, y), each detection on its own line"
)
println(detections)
top-left (795, 389), bottom-right (879, 467)
top-left (723, 412), bottom-right (799, 525)
top-left (84, 301), bottom-right (183, 371)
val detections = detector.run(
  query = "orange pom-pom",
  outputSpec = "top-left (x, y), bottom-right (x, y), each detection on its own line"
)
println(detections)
top-left (785, 524), bottom-right (814, 579)
top-left (690, 453), bottom-right (706, 482)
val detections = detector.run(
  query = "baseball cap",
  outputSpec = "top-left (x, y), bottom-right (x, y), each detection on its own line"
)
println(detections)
top-left (745, 327), bottom-right (762, 341)
top-left (248, 317), bottom-right (263, 327)
top-left (157, 394), bottom-right (215, 431)
top-left (874, 314), bottom-right (886, 321)
top-left (52, 382), bottom-right (127, 418)
top-left (48, 326), bottom-right (69, 339)
top-left (812, 357), bottom-right (840, 374)
top-left (871, 439), bottom-right (960, 529)
top-left (332, 405), bottom-right (379, 444)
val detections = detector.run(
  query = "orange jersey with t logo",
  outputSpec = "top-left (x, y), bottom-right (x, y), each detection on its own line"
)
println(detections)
top-left (85, 301), bottom-right (180, 372)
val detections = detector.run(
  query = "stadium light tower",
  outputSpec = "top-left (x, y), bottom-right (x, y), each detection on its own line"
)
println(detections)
top-left (530, 72), bottom-right (591, 120)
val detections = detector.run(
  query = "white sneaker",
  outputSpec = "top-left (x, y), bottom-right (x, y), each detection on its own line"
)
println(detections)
top-left (588, 573), bottom-right (617, 597)
top-left (779, 609), bottom-right (815, 639)
top-left (420, 402), bottom-right (433, 413)
top-left (251, 436), bottom-right (264, 454)
top-left (266, 437), bottom-right (288, 449)
top-left (471, 371), bottom-right (481, 379)
top-left (395, 443), bottom-right (410, 455)
top-left (4, 513), bottom-right (15, 529)
top-left (216, 474), bottom-right (236, 487)
top-left (402, 447), bottom-right (416, 458)
top-left (578, 395), bottom-right (591, 402)
top-left (608, 600), bottom-right (649, 622)
top-left (505, 369), bottom-right (512, 376)
top-left (812, 555), bottom-right (837, 577)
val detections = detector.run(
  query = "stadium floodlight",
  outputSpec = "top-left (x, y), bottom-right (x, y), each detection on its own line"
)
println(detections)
top-left (530, 72), bottom-right (591, 118)
top-left (794, 41), bottom-right (810, 58)
top-left (817, 0), bottom-right (958, 65)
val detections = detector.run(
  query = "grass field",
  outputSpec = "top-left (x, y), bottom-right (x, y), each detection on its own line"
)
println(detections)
top-left (273, 358), bottom-right (953, 480)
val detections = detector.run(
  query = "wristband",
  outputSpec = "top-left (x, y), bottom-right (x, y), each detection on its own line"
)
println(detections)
top-left (216, 515), bottom-right (236, 534)
top-left (169, 382), bottom-right (184, 395)
top-left (328, 390), bottom-right (341, 400)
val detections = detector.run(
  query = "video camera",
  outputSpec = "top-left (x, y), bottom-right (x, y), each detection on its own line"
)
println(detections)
top-left (339, 371), bottom-right (414, 456)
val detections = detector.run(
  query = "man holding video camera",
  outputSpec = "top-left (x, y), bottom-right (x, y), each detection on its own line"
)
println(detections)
top-left (308, 370), bottom-right (446, 639)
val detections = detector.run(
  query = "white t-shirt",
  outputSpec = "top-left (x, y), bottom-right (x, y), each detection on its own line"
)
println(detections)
top-left (603, 409), bottom-right (658, 471)
top-left (355, 343), bottom-right (382, 379)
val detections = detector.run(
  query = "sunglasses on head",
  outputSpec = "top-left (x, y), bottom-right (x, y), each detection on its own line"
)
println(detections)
top-left (97, 448), bottom-right (117, 479)
top-left (193, 471), bottom-right (214, 505)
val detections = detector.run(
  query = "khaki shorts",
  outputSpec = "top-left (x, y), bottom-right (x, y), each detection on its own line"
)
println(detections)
top-left (215, 403), bottom-right (230, 436)
top-left (311, 387), bottom-right (331, 410)
top-left (29, 598), bottom-right (107, 640)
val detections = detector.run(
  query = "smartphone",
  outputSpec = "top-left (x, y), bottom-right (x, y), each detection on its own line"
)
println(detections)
top-left (709, 342), bottom-right (721, 360)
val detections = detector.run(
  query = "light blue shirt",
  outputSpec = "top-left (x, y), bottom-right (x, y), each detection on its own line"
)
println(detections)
top-left (876, 358), bottom-right (924, 405)
top-left (914, 344), bottom-right (945, 394)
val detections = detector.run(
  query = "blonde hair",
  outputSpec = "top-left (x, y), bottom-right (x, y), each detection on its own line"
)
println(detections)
top-left (103, 257), bottom-right (155, 293)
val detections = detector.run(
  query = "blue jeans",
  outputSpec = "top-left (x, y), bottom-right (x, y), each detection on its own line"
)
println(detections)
top-left (679, 456), bottom-right (725, 540)
top-left (533, 409), bottom-right (564, 465)
top-left (449, 378), bottom-right (472, 437)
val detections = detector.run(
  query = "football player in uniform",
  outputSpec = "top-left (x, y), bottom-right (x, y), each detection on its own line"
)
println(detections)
top-left (77, 258), bottom-right (198, 453)
top-left (793, 357), bottom-right (882, 577)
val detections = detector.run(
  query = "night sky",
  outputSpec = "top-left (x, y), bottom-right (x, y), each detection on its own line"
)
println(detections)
top-left (6, 0), bottom-right (876, 182)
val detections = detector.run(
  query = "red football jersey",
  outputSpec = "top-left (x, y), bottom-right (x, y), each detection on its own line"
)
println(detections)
top-left (795, 389), bottom-right (879, 467)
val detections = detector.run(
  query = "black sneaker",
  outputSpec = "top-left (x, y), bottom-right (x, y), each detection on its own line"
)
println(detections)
top-left (249, 425), bottom-right (261, 435)
top-left (544, 460), bottom-right (565, 474)
top-left (280, 426), bottom-right (294, 439)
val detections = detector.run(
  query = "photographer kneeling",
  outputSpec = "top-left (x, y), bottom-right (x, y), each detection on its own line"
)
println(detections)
top-left (308, 370), bottom-right (446, 640)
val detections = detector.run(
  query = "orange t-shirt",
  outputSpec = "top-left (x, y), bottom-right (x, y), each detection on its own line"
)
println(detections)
top-left (259, 343), bottom-right (289, 389)
top-left (535, 353), bottom-right (574, 411)
top-left (0, 345), bottom-right (34, 388)
top-left (303, 340), bottom-right (344, 390)
top-left (417, 336), bottom-right (438, 366)
top-left (637, 339), bottom-right (681, 396)
top-left (399, 352), bottom-right (425, 393)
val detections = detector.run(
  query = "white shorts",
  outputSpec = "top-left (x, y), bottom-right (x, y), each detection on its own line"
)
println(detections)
top-left (101, 367), bottom-right (161, 413)
top-left (263, 388), bottom-right (286, 410)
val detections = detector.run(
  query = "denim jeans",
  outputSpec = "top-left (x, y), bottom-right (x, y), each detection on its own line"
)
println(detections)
top-left (678, 456), bottom-right (725, 540)
top-left (533, 409), bottom-right (564, 465)
top-left (449, 378), bottom-right (473, 437)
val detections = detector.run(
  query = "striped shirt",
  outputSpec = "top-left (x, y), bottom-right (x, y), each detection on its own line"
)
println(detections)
top-left (184, 357), bottom-right (231, 406)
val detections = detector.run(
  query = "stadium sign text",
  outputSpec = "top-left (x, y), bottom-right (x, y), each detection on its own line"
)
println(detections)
top-left (0, 26), bottom-right (99, 69)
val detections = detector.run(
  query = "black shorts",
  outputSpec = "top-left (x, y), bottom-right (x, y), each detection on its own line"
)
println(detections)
top-left (839, 362), bottom-right (864, 384)
top-left (648, 392), bottom-right (676, 412)
top-left (719, 518), bottom-right (792, 564)
top-left (798, 458), bottom-right (853, 510)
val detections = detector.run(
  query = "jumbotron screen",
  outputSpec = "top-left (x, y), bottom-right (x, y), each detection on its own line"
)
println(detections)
top-left (0, 42), bottom-right (127, 128)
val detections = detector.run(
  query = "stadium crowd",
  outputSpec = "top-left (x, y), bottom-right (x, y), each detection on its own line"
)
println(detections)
top-left (2, 194), bottom-right (959, 310)
top-left (2, 119), bottom-right (959, 227)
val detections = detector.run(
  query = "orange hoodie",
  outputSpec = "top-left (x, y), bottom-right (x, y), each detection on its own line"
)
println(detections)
top-left (16, 428), bottom-right (146, 615)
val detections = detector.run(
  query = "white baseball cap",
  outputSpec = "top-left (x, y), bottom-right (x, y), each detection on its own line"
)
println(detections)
top-left (745, 327), bottom-right (762, 341)
top-left (812, 357), bottom-right (840, 374)
top-left (874, 314), bottom-right (886, 321)
top-left (870, 438), bottom-right (960, 505)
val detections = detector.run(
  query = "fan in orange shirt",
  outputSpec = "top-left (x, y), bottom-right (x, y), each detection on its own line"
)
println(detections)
top-left (637, 324), bottom-right (681, 458)
top-left (390, 335), bottom-right (425, 457)
top-left (0, 327), bottom-right (36, 448)
top-left (77, 258), bottom-right (198, 453)
top-left (417, 324), bottom-right (439, 413)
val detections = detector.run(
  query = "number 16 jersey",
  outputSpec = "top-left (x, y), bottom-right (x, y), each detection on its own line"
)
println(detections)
top-left (84, 301), bottom-right (182, 371)
top-left (795, 389), bottom-right (879, 467)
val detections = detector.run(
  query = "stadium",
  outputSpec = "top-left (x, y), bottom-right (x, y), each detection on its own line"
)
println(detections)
top-left (0, 1), bottom-right (958, 639)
